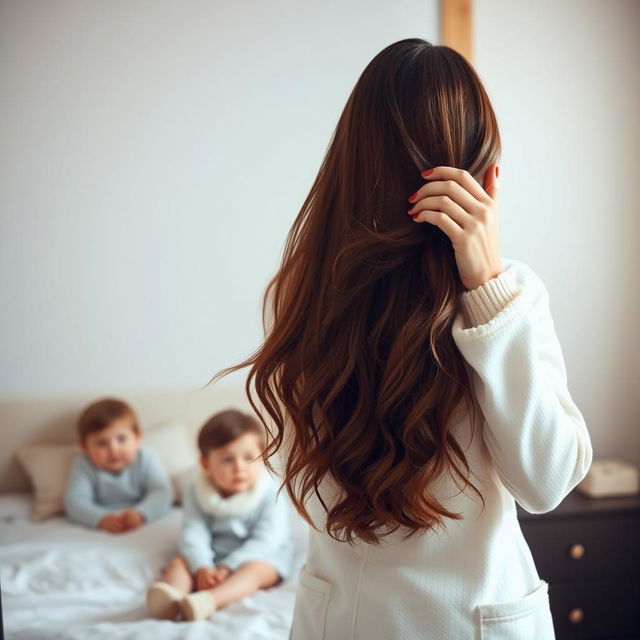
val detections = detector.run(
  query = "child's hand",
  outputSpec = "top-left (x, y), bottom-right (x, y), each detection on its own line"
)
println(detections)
top-left (120, 509), bottom-right (145, 531)
top-left (212, 565), bottom-right (232, 584)
top-left (98, 513), bottom-right (126, 534)
top-left (195, 566), bottom-right (218, 590)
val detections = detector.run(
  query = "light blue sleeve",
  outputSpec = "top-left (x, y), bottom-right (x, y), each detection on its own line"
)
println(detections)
top-left (218, 490), bottom-right (291, 572)
top-left (179, 484), bottom-right (215, 572)
top-left (135, 447), bottom-right (174, 523)
top-left (63, 454), bottom-right (111, 528)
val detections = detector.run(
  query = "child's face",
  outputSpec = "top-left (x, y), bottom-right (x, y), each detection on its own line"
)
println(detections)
top-left (81, 417), bottom-right (141, 473)
top-left (201, 433), bottom-right (264, 497)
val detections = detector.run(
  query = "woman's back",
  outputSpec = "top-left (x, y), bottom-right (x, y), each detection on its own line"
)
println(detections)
top-left (287, 257), bottom-right (591, 639)
top-left (207, 39), bottom-right (593, 640)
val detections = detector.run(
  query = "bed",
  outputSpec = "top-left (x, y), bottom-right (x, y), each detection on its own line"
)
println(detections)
top-left (0, 492), bottom-right (309, 639)
top-left (0, 385), bottom-right (310, 639)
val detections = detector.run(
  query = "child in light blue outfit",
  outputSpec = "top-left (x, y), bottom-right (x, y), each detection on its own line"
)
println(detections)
top-left (146, 409), bottom-right (295, 622)
top-left (179, 461), bottom-right (293, 578)
top-left (64, 397), bottom-right (173, 533)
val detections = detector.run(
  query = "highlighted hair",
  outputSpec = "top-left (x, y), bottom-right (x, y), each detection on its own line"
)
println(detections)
top-left (207, 38), bottom-right (500, 544)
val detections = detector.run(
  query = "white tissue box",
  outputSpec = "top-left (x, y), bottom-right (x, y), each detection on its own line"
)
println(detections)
top-left (576, 459), bottom-right (640, 498)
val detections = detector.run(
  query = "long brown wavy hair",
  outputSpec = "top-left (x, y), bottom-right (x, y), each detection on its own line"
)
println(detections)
top-left (206, 38), bottom-right (501, 545)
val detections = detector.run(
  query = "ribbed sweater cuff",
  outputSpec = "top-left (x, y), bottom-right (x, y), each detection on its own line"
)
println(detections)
top-left (460, 270), bottom-right (521, 327)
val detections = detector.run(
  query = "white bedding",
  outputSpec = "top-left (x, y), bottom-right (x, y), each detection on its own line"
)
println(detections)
top-left (0, 493), bottom-right (309, 639)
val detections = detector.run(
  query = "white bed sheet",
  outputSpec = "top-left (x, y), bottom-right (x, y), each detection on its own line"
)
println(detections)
top-left (0, 493), bottom-right (310, 639)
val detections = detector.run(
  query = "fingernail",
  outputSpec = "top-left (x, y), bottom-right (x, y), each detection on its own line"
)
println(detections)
top-left (408, 192), bottom-right (417, 202)
top-left (421, 169), bottom-right (434, 177)
top-left (496, 166), bottom-right (499, 178)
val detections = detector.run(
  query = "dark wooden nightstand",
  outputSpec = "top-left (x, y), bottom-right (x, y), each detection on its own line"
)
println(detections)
top-left (517, 490), bottom-right (640, 639)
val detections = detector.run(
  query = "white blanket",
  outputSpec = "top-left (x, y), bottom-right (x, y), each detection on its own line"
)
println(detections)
top-left (0, 493), bottom-right (309, 639)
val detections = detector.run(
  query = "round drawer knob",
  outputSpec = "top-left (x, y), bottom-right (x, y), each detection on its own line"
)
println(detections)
top-left (569, 543), bottom-right (585, 559)
top-left (569, 608), bottom-right (584, 624)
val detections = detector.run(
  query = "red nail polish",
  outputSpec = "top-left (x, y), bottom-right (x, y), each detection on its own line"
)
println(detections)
top-left (496, 166), bottom-right (499, 178)
top-left (421, 169), bottom-right (434, 177)
top-left (408, 192), bottom-right (417, 202)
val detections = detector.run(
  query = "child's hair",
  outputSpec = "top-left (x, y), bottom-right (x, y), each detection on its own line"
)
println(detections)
top-left (77, 397), bottom-right (139, 443)
top-left (198, 409), bottom-right (266, 458)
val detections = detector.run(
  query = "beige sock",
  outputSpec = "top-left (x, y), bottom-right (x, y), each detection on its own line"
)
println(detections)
top-left (179, 590), bottom-right (218, 621)
top-left (146, 581), bottom-right (184, 620)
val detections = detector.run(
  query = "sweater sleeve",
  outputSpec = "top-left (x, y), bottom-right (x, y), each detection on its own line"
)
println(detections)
top-left (135, 447), bottom-right (174, 523)
top-left (451, 260), bottom-right (593, 514)
top-left (217, 491), bottom-right (291, 572)
top-left (63, 454), bottom-right (111, 528)
top-left (179, 484), bottom-right (215, 572)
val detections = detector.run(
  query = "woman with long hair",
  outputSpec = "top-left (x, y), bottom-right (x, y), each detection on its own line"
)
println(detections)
top-left (207, 38), bottom-right (592, 639)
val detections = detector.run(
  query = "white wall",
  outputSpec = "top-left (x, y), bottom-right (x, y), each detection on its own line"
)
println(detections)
top-left (0, 0), bottom-right (437, 394)
top-left (1, 1), bottom-right (638, 464)
top-left (474, 0), bottom-right (640, 465)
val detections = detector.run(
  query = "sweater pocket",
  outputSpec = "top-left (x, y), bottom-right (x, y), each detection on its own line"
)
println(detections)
top-left (478, 580), bottom-right (555, 640)
top-left (289, 564), bottom-right (331, 640)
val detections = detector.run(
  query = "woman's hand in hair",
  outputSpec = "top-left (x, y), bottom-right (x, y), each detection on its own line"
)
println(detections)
top-left (407, 165), bottom-right (504, 291)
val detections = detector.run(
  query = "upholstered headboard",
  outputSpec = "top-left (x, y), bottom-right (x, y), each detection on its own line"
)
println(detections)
top-left (0, 382), bottom-right (275, 493)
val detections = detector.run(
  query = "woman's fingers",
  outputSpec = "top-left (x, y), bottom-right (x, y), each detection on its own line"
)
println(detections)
top-left (407, 164), bottom-right (503, 291)
top-left (407, 165), bottom-right (498, 231)
top-left (410, 208), bottom-right (465, 240)
top-left (408, 194), bottom-right (470, 232)
top-left (408, 174), bottom-right (489, 220)
top-left (417, 166), bottom-right (494, 203)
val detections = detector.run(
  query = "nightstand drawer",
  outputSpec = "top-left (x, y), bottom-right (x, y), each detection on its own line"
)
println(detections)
top-left (519, 514), bottom-right (640, 583)
top-left (549, 579), bottom-right (640, 639)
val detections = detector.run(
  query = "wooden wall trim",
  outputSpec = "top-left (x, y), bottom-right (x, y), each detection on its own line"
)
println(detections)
top-left (440, 0), bottom-right (473, 63)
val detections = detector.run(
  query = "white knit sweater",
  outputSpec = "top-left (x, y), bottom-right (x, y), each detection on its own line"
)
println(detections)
top-left (287, 256), bottom-right (593, 640)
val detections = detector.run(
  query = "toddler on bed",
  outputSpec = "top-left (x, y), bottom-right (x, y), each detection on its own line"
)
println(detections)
top-left (146, 409), bottom-right (295, 622)
top-left (63, 397), bottom-right (173, 533)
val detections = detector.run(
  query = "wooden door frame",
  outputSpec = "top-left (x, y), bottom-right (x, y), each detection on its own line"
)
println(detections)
top-left (440, 0), bottom-right (473, 63)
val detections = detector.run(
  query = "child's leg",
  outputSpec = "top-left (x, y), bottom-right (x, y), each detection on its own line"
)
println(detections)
top-left (159, 555), bottom-right (194, 594)
top-left (180, 561), bottom-right (281, 621)
top-left (207, 561), bottom-right (281, 608)
top-left (147, 555), bottom-right (194, 620)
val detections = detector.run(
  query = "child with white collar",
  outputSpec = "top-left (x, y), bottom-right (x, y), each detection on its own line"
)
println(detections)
top-left (146, 409), bottom-right (295, 621)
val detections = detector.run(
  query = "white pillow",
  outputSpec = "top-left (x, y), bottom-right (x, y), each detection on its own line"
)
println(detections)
top-left (16, 420), bottom-right (198, 520)
top-left (143, 420), bottom-right (199, 504)
top-left (16, 443), bottom-right (80, 520)
top-left (0, 492), bottom-right (33, 520)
